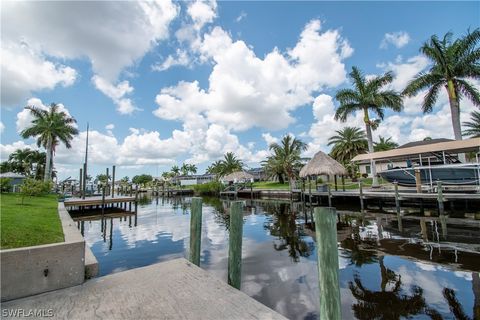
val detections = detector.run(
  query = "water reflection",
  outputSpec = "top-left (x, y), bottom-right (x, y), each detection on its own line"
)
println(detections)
top-left (74, 196), bottom-right (479, 320)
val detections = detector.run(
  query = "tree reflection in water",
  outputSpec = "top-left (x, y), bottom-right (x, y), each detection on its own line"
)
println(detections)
top-left (349, 256), bottom-right (430, 319)
top-left (263, 202), bottom-right (313, 262)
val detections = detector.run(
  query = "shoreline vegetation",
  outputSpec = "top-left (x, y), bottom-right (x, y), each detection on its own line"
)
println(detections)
top-left (0, 194), bottom-right (64, 249)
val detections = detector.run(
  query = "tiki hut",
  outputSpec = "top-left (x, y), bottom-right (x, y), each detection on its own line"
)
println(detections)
top-left (300, 150), bottom-right (347, 178)
top-left (221, 171), bottom-right (254, 183)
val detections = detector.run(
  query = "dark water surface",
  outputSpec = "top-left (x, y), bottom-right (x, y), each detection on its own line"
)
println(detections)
top-left (74, 196), bottom-right (480, 320)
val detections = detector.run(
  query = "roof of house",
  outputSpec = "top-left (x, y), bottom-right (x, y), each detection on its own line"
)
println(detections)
top-left (0, 172), bottom-right (26, 179)
top-left (352, 138), bottom-right (480, 162)
top-left (397, 138), bottom-right (453, 149)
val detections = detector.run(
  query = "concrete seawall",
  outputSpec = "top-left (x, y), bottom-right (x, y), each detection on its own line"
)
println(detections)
top-left (1, 202), bottom-right (98, 301)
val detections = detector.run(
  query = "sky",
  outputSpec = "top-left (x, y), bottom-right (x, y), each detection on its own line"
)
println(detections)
top-left (1, 1), bottom-right (479, 180)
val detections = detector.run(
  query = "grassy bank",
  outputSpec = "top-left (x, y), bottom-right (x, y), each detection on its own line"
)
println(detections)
top-left (1, 194), bottom-right (64, 249)
top-left (252, 182), bottom-right (290, 190)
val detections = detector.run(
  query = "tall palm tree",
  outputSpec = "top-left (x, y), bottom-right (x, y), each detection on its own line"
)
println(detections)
top-left (219, 152), bottom-right (243, 176)
top-left (171, 165), bottom-right (180, 176)
top-left (20, 103), bottom-right (78, 181)
top-left (403, 29), bottom-right (480, 142)
top-left (188, 164), bottom-right (197, 175)
top-left (463, 110), bottom-right (480, 138)
top-left (328, 127), bottom-right (368, 163)
top-left (335, 67), bottom-right (403, 187)
top-left (266, 135), bottom-right (307, 188)
top-left (374, 136), bottom-right (399, 152)
top-left (180, 163), bottom-right (189, 176)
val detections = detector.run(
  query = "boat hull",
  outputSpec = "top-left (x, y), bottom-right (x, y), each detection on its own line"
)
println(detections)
top-left (379, 164), bottom-right (480, 187)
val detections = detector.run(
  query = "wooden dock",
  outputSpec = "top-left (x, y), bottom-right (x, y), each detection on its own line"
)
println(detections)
top-left (64, 196), bottom-right (136, 207)
top-left (298, 190), bottom-right (480, 201)
top-left (1, 258), bottom-right (286, 320)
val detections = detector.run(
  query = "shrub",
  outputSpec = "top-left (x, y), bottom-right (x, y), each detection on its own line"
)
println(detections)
top-left (193, 181), bottom-right (223, 195)
top-left (20, 179), bottom-right (53, 204)
top-left (0, 178), bottom-right (12, 193)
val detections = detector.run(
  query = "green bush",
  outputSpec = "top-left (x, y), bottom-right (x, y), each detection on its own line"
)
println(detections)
top-left (20, 179), bottom-right (53, 203)
top-left (193, 181), bottom-right (223, 195)
top-left (0, 178), bottom-right (12, 193)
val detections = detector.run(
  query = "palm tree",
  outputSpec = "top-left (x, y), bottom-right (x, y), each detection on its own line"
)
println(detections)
top-left (335, 67), bottom-right (403, 187)
top-left (20, 103), bottom-right (78, 181)
top-left (171, 165), bottom-right (180, 176)
top-left (463, 110), bottom-right (480, 138)
top-left (219, 152), bottom-right (243, 176)
top-left (188, 164), bottom-right (197, 175)
top-left (266, 135), bottom-right (307, 188)
top-left (328, 127), bottom-right (368, 163)
top-left (180, 163), bottom-right (189, 176)
top-left (374, 136), bottom-right (399, 152)
top-left (206, 160), bottom-right (223, 175)
top-left (403, 29), bottom-right (480, 142)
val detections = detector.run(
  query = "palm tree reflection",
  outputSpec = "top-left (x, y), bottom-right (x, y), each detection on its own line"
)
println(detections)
top-left (263, 202), bottom-right (313, 262)
top-left (349, 257), bottom-right (428, 319)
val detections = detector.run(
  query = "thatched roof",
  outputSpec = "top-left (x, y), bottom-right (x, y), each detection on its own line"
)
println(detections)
top-left (221, 171), bottom-right (254, 183)
top-left (300, 150), bottom-right (346, 177)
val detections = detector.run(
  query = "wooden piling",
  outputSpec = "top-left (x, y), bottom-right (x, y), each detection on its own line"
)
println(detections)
top-left (334, 175), bottom-right (338, 191)
top-left (308, 176), bottom-right (312, 207)
top-left (101, 186), bottom-right (106, 216)
top-left (134, 185), bottom-right (138, 215)
top-left (313, 207), bottom-right (341, 320)
top-left (394, 182), bottom-right (403, 231)
top-left (189, 197), bottom-right (203, 266)
top-left (106, 168), bottom-right (109, 196)
top-left (415, 169), bottom-right (422, 193)
top-left (228, 201), bottom-right (244, 290)
top-left (437, 181), bottom-right (444, 215)
top-left (341, 175), bottom-right (345, 192)
top-left (111, 165), bottom-right (116, 198)
top-left (358, 181), bottom-right (364, 212)
top-left (79, 168), bottom-right (83, 198)
top-left (327, 184), bottom-right (332, 207)
top-left (82, 163), bottom-right (87, 199)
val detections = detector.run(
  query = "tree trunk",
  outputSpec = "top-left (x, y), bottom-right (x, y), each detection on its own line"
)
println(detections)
top-left (278, 173), bottom-right (284, 184)
top-left (364, 108), bottom-right (379, 187)
top-left (446, 81), bottom-right (466, 162)
top-left (44, 137), bottom-right (53, 182)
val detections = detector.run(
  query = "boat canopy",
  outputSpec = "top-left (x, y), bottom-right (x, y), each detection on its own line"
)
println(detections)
top-left (351, 138), bottom-right (480, 162)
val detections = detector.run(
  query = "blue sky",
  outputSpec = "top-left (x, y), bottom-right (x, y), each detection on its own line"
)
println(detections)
top-left (1, 1), bottom-right (479, 180)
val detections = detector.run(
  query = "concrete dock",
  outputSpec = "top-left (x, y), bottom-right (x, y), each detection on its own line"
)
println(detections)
top-left (1, 258), bottom-right (286, 320)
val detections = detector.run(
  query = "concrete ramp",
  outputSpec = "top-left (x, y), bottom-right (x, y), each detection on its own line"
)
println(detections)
top-left (1, 259), bottom-right (286, 320)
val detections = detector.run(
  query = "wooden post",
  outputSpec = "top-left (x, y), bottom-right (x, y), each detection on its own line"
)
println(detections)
top-left (327, 184), bottom-right (332, 207)
top-left (82, 162), bottom-right (87, 199)
top-left (189, 197), bottom-right (203, 266)
top-left (228, 201), bottom-right (244, 290)
top-left (415, 169), bottom-right (422, 193)
top-left (79, 168), bottom-right (83, 198)
top-left (334, 175), bottom-right (338, 191)
top-left (394, 182), bottom-right (402, 232)
top-left (111, 165), bottom-right (116, 198)
top-left (420, 218), bottom-right (428, 241)
top-left (134, 185), bottom-right (138, 216)
top-left (314, 207), bottom-right (341, 320)
top-left (341, 175), bottom-right (345, 192)
top-left (359, 181), bottom-right (364, 212)
top-left (308, 176), bottom-right (312, 207)
top-left (105, 168), bottom-right (109, 196)
top-left (437, 181), bottom-right (444, 215)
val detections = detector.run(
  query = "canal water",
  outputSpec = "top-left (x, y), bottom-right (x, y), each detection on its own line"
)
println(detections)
top-left (75, 196), bottom-right (480, 320)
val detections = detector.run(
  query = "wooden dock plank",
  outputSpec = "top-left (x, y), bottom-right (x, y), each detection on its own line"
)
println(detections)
top-left (1, 258), bottom-right (286, 320)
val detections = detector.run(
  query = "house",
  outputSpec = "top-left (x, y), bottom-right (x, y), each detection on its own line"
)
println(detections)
top-left (171, 174), bottom-right (216, 186)
top-left (246, 167), bottom-right (267, 181)
top-left (0, 172), bottom-right (26, 192)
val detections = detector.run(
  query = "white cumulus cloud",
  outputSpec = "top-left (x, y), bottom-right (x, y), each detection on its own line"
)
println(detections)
top-left (380, 31), bottom-right (411, 49)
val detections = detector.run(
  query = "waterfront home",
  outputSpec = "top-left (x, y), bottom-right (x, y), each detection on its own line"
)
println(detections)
top-left (171, 174), bottom-right (216, 186)
top-left (0, 172), bottom-right (26, 192)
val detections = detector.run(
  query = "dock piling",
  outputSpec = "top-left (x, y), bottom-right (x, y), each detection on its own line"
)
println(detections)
top-left (111, 165), bottom-right (116, 198)
top-left (437, 181), bottom-right (444, 215)
top-left (327, 184), bottom-right (332, 207)
top-left (189, 198), bottom-right (203, 266)
top-left (228, 201), bottom-right (244, 290)
top-left (359, 181), bottom-right (364, 212)
top-left (313, 207), bottom-right (341, 320)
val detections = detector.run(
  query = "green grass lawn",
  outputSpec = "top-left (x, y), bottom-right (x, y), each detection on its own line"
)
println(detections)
top-left (252, 181), bottom-right (290, 190)
top-left (1, 193), bottom-right (64, 249)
